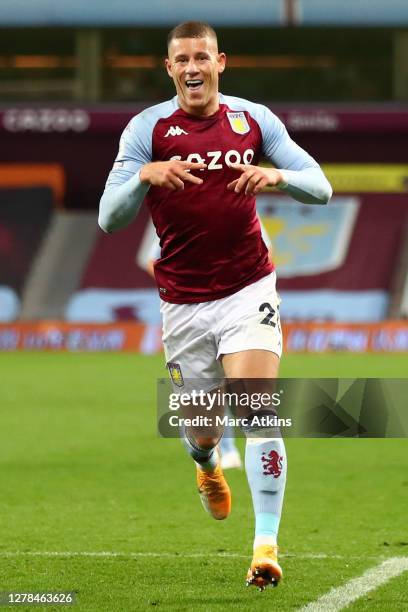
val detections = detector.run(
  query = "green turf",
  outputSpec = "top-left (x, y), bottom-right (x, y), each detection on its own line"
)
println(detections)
top-left (0, 353), bottom-right (407, 610)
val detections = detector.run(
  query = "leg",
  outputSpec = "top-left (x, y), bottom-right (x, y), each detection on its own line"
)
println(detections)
top-left (161, 299), bottom-right (231, 520)
top-left (222, 349), bottom-right (279, 379)
top-left (179, 396), bottom-right (231, 519)
top-left (182, 387), bottom-right (231, 520)
top-left (222, 349), bottom-right (286, 588)
top-left (219, 351), bottom-right (276, 470)
top-left (219, 406), bottom-right (242, 470)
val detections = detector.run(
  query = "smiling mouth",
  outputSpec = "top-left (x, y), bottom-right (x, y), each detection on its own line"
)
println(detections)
top-left (186, 79), bottom-right (204, 92)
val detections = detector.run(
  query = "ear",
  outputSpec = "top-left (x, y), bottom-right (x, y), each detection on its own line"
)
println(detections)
top-left (217, 52), bottom-right (226, 75)
top-left (165, 58), bottom-right (173, 78)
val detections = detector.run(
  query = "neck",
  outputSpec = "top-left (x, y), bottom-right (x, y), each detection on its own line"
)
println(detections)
top-left (178, 95), bottom-right (220, 117)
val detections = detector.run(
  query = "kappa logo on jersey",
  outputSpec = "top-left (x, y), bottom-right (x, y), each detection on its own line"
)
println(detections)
top-left (227, 112), bottom-right (250, 135)
top-left (165, 126), bottom-right (188, 137)
top-left (167, 362), bottom-right (184, 387)
top-left (261, 450), bottom-right (283, 478)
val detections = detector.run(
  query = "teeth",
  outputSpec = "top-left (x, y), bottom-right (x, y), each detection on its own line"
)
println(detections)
top-left (186, 80), bottom-right (203, 87)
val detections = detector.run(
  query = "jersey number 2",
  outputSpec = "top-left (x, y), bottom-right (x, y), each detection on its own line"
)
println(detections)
top-left (259, 302), bottom-right (277, 327)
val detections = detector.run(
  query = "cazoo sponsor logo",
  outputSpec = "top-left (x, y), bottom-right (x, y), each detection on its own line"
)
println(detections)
top-left (170, 148), bottom-right (254, 170)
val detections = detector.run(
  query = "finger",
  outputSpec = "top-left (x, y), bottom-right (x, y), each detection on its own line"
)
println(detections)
top-left (166, 175), bottom-right (184, 190)
top-left (245, 174), bottom-right (264, 195)
top-left (179, 162), bottom-right (207, 170)
top-left (227, 163), bottom-right (251, 173)
top-left (253, 177), bottom-right (269, 194)
top-left (234, 170), bottom-right (258, 193)
top-left (181, 171), bottom-right (203, 185)
top-left (227, 179), bottom-right (239, 190)
top-left (162, 180), bottom-right (177, 191)
top-left (244, 173), bottom-right (262, 195)
top-left (234, 175), bottom-right (250, 193)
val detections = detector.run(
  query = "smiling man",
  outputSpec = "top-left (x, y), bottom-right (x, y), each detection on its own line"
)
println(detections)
top-left (99, 21), bottom-right (332, 591)
top-left (165, 26), bottom-right (225, 117)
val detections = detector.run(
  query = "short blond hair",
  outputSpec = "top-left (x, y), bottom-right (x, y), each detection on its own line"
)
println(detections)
top-left (167, 21), bottom-right (217, 50)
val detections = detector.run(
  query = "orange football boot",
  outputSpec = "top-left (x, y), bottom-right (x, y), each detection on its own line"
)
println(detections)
top-left (196, 461), bottom-right (231, 520)
top-left (246, 544), bottom-right (282, 590)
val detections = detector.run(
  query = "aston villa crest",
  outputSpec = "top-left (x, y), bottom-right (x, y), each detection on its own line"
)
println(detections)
top-left (227, 111), bottom-right (250, 135)
top-left (167, 362), bottom-right (184, 388)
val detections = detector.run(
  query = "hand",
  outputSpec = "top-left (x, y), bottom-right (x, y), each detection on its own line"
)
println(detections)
top-left (140, 160), bottom-right (207, 191)
top-left (227, 164), bottom-right (285, 196)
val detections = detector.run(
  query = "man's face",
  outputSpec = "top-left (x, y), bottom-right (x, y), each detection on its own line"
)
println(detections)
top-left (166, 36), bottom-right (226, 116)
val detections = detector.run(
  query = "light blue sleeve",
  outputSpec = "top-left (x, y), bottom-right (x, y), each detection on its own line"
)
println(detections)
top-left (221, 95), bottom-right (332, 205)
top-left (98, 111), bottom-right (153, 233)
top-left (258, 104), bottom-right (332, 205)
top-left (99, 98), bottom-right (179, 232)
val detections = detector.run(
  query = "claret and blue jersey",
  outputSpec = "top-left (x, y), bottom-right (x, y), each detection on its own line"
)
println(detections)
top-left (100, 94), bottom-right (332, 304)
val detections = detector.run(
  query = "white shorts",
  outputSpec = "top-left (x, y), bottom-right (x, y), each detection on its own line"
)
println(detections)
top-left (160, 272), bottom-right (282, 390)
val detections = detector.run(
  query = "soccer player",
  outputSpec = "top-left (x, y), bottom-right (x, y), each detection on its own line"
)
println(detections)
top-left (140, 217), bottom-right (275, 471)
top-left (99, 21), bottom-right (332, 590)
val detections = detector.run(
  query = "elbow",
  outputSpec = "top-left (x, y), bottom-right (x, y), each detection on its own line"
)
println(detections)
top-left (317, 179), bottom-right (333, 205)
top-left (310, 166), bottom-right (333, 205)
top-left (98, 218), bottom-right (112, 234)
top-left (325, 181), bottom-right (333, 204)
top-left (98, 213), bottom-right (109, 234)
top-left (321, 183), bottom-right (333, 205)
top-left (98, 192), bottom-right (117, 233)
top-left (98, 208), bottom-right (115, 234)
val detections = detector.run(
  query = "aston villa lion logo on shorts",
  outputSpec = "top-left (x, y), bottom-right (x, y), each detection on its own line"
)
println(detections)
top-left (167, 362), bottom-right (184, 388)
top-left (227, 112), bottom-right (250, 135)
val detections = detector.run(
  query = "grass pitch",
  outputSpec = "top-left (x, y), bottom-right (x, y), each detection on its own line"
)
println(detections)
top-left (1, 353), bottom-right (408, 611)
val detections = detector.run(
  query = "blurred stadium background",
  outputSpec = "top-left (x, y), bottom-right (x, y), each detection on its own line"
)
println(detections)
top-left (2, 3), bottom-right (408, 610)
top-left (1, 1), bottom-right (408, 354)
